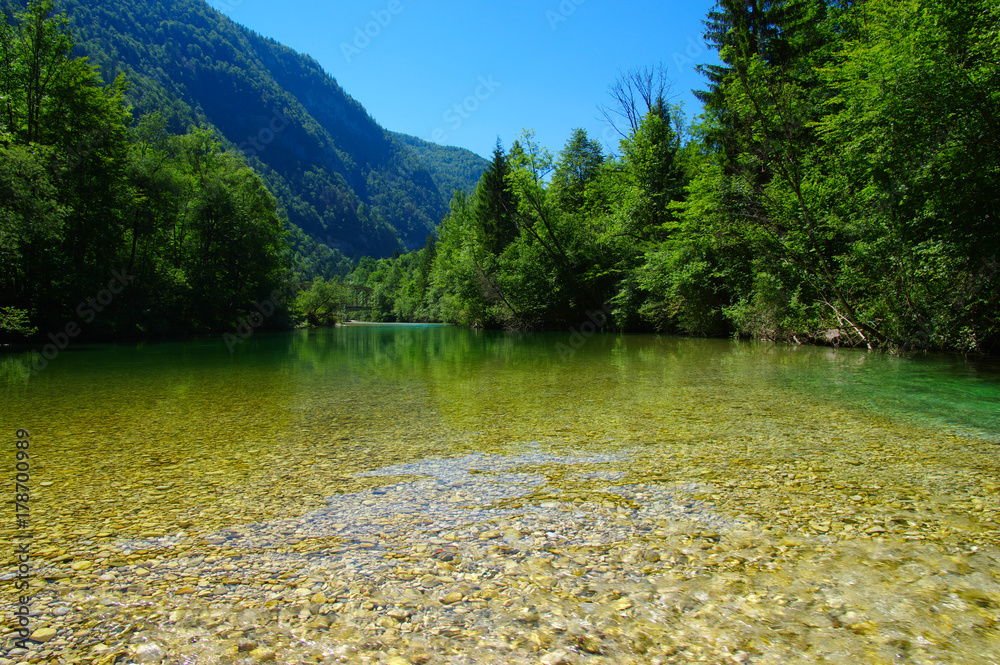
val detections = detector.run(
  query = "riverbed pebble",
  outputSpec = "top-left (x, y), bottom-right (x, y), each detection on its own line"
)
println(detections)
top-left (6, 429), bottom-right (1000, 665)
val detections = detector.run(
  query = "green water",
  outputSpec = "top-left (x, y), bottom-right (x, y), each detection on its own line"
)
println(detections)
top-left (2, 326), bottom-right (1000, 530)
top-left (11, 325), bottom-right (1000, 442)
top-left (3, 325), bottom-right (1000, 663)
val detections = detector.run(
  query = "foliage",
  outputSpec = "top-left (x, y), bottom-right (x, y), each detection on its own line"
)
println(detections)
top-left (0, 306), bottom-right (35, 336)
top-left (4, 0), bottom-right (997, 354)
top-left (2, 0), bottom-right (485, 259)
top-left (389, 132), bottom-right (488, 204)
top-left (355, 0), bottom-right (1000, 353)
top-left (1, 1), bottom-right (291, 341)
top-left (292, 277), bottom-right (348, 327)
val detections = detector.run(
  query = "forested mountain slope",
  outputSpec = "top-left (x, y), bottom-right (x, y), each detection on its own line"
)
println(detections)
top-left (390, 132), bottom-right (488, 207)
top-left (13, 0), bottom-right (478, 257)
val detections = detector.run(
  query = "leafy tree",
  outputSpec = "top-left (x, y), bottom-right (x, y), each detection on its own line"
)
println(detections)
top-left (614, 105), bottom-right (684, 239)
top-left (818, 0), bottom-right (1000, 351)
top-left (551, 129), bottom-right (605, 213)
top-left (1, 2), bottom-right (295, 341)
top-left (508, 129), bottom-right (553, 186)
top-left (1, 0), bottom-right (131, 337)
top-left (293, 277), bottom-right (348, 326)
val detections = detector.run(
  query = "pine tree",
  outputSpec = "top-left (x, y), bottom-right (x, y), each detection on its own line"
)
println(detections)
top-left (475, 139), bottom-right (518, 255)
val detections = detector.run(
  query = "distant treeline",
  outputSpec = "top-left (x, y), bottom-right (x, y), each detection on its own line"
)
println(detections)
top-left (340, 0), bottom-right (1000, 354)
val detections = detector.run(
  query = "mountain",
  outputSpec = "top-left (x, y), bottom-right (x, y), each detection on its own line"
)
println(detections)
top-left (11, 0), bottom-right (487, 258)
top-left (390, 132), bottom-right (488, 207)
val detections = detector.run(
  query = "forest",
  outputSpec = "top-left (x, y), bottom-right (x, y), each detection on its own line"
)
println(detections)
top-left (0, 0), bottom-right (482, 342)
top-left (342, 0), bottom-right (1000, 354)
top-left (3, 0), bottom-right (999, 354)
top-left (0, 1), bottom-right (295, 339)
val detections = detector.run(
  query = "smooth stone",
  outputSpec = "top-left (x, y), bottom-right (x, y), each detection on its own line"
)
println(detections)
top-left (30, 628), bottom-right (57, 643)
top-left (804, 615), bottom-right (834, 629)
top-left (135, 643), bottom-right (164, 663)
top-left (441, 591), bottom-right (463, 604)
top-left (540, 650), bottom-right (574, 665)
top-left (249, 647), bottom-right (276, 661)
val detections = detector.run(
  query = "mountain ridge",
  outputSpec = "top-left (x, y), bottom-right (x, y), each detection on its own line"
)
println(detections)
top-left (6, 0), bottom-right (487, 258)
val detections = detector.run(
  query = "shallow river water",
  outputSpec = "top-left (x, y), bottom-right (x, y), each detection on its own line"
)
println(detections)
top-left (2, 325), bottom-right (999, 664)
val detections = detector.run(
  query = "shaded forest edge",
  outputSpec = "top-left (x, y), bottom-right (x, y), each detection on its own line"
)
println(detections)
top-left (3, 0), bottom-right (999, 356)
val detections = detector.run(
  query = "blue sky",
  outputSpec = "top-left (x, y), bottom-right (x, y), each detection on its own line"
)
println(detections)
top-left (206, 0), bottom-right (721, 159)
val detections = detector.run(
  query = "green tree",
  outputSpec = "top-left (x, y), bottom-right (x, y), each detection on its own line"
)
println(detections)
top-left (475, 139), bottom-right (518, 255)
top-left (818, 0), bottom-right (1000, 351)
top-left (691, 0), bottom-right (882, 345)
top-left (508, 129), bottom-right (553, 186)
top-left (294, 277), bottom-right (347, 326)
top-left (174, 129), bottom-right (290, 331)
top-left (551, 128), bottom-right (604, 212)
top-left (0, 0), bottom-right (131, 338)
top-left (614, 104), bottom-right (684, 240)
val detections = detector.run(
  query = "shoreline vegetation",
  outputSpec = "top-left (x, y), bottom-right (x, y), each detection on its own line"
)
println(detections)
top-left (3, 0), bottom-right (998, 355)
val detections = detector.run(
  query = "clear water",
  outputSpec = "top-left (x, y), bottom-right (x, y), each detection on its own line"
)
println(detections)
top-left (2, 326), bottom-right (999, 663)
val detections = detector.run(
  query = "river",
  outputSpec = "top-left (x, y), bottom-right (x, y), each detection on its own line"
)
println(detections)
top-left (2, 325), bottom-right (999, 664)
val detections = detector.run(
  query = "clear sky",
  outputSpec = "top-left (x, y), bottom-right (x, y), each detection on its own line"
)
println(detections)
top-left (205, 0), bottom-right (721, 159)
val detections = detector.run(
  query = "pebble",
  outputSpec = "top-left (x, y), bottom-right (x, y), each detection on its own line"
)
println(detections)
top-left (134, 642), bottom-right (164, 662)
top-left (30, 628), bottom-right (57, 643)
top-left (248, 647), bottom-right (276, 661)
top-left (10, 444), bottom-right (1000, 665)
top-left (544, 650), bottom-right (578, 665)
